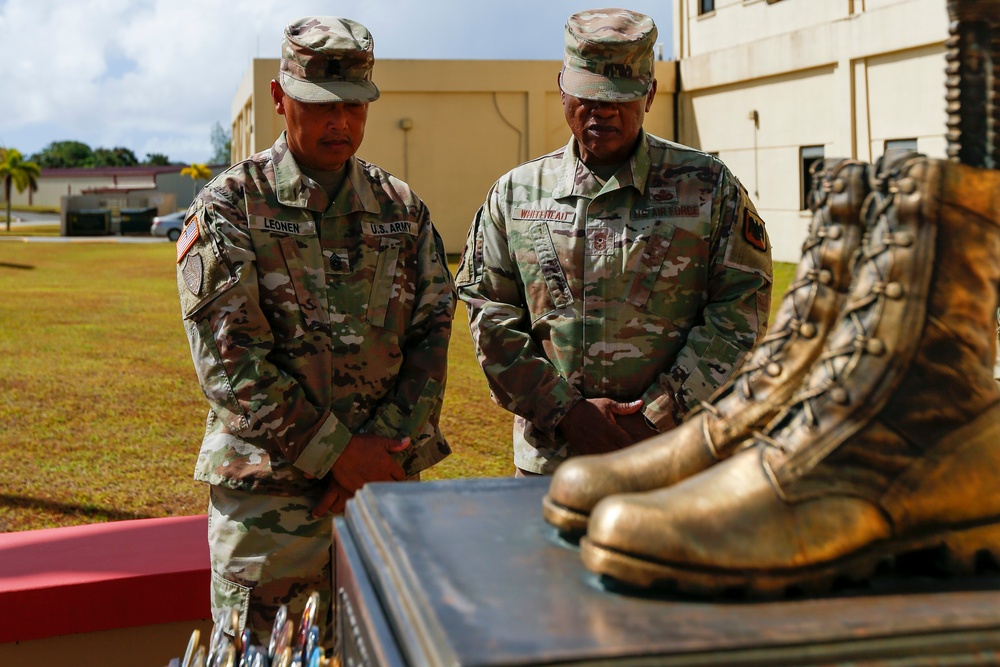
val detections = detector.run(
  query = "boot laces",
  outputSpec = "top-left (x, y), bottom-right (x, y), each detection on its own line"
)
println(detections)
top-left (715, 211), bottom-right (833, 404)
top-left (762, 155), bottom-right (920, 441)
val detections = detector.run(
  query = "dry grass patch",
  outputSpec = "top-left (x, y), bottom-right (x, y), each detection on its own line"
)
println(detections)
top-left (0, 241), bottom-right (792, 532)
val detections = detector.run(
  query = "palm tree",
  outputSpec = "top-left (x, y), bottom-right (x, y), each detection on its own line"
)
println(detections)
top-left (180, 163), bottom-right (213, 198)
top-left (0, 148), bottom-right (41, 232)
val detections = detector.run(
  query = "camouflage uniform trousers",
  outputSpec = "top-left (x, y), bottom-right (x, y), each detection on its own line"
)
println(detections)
top-left (208, 486), bottom-right (335, 649)
top-left (208, 473), bottom-right (422, 649)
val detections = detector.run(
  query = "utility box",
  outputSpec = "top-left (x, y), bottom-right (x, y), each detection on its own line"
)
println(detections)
top-left (66, 209), bottom-right (110, 237)
top-left (119, 207), bottom-right (157, 235)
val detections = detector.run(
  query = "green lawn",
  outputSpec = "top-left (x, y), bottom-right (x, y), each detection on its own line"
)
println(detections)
top-left (0, 241), bottom-right (793, 531)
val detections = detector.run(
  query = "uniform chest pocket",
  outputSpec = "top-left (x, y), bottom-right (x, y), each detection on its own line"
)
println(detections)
top-left (511, 222), bottom-right (574, 324)
top-left (626, 223), bottom-right (705, 323)
top-left (259, 235), bottom-right (327, 342)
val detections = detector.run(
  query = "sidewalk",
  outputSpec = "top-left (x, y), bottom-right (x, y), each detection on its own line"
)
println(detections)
top-left (0, 219), bottom-right (169, 244)
top-left (0, 233), bottom-right (168, 244)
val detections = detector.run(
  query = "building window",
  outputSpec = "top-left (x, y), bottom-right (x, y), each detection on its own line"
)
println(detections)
top-left (884, 138), bottom-right (918, 155)
top-left (699, 0), bottom-right (715, 15)
top-left (800, 145), bottom-right (825, 210)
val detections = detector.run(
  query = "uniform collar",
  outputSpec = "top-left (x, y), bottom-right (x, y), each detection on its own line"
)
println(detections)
top-left (552, 128), bottom-right (651, 200)
top-left (272, 131), bottom-right (381, 216)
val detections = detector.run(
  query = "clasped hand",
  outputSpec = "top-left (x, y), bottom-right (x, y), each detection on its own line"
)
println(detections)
top-left (558, 398), bottom-right (658, 456)
top-left (310, 433), bottom-right (410, 518)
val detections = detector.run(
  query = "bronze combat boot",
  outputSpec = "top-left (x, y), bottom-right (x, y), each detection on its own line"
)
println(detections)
top-left (542, 158), bottom-right (871, 534)
top-left (581, 153), bottom-right (1000, 596)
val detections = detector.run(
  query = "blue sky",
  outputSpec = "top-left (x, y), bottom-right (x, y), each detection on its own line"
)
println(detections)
top-left (0, 0), bottom-right (674, 164)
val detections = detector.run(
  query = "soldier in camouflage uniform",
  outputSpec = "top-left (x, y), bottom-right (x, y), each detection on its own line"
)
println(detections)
top-left (176, 17), bottom-right (454, 646)
top-left (458, 8), bottom-right (772, 476)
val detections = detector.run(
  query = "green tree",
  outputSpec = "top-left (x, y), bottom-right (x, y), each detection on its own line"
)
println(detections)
top-left (90, 147), bottom-right (139, 167)
top-left (180, 163), bottom-right (213, 198)
top-left (0, 148), bottom-right (42, 232)
top-left (144, 153), bottom-right (172, 166)
top-left (209, 122), bottom-right (231, 165)
top-left (31, 140), bottom-right (93, 168)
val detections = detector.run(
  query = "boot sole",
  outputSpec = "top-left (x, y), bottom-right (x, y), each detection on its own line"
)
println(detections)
top-left (580, 519), bottom-right (1000, 598)
top-left (541, 494), bottom-right (589, 535)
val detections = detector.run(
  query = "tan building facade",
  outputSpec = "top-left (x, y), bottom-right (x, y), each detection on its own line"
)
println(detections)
top-left (233, 0), bottom-right (950, 262)
top-left (231, 59), bottom-right (678, 255)
top-left (674, 0), bottom-right (950, 261)
top-left (5, 165), bottom-right (226, 217)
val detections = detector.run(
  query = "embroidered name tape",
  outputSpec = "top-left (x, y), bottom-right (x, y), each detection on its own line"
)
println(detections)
top-left (363, 221), bottom-right (417, 235)
top-left (512, 208), bottom-right (575, 222)
top-left (631, 204), bottom-right (701, 219)
top-left (249, 216), bottom-right (316, 235)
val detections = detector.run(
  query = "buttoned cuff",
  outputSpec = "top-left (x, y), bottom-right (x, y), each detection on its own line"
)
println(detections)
top-left (293, 413), bottom-right (354, 478)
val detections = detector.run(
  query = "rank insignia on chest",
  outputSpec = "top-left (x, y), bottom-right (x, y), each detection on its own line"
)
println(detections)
top-left (587, 225), bottom-right (618, 256)
top-left (325, 250), bottom-right (350, 274)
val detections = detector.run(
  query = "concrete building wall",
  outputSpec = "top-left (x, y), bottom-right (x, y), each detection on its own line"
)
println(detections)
top-left (6, 165), bottom-right (226, 215)
top-left (230, 59), bottom-right (677, 255)
top-left (674, 0), bottom-right (950, 262)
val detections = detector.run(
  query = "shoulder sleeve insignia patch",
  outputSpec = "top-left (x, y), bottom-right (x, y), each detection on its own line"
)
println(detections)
top-left (181, 253), bottom-right (203, 296)
top-left (175, 221), bottom-right (200, 263)
top-left (743, 209), bottom-right (767, 252)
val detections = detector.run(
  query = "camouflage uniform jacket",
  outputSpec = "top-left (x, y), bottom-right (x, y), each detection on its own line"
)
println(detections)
top-left (178, 132), bottom-right (455, 495)
top-left (458, 130), bottom-right (772, 474)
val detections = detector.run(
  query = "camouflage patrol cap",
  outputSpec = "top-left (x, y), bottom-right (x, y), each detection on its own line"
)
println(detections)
top-left (560, 8), bottom-right (657, 102)
top-left (279, 16), bottom-right (380, 104)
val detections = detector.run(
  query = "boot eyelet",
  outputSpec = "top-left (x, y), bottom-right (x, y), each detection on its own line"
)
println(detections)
top-left (825, 225), bottom-right (842, 240)
top-left (829, 387), bottom-right (849, 405)
top-left (884, 282), bottom-right (904, 299)
top-left (799, 323), bottom-right (817, 339)
top-left (866, 338), bottom-right (886, 355)
top-left (893, 231), bottom-right (913, 247)
top-left (766, 362), bottom-right (782, 377)
top-left (818, 270), bottom-right (832, 285)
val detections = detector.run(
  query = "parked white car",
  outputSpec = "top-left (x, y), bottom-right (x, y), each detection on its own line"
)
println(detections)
top-left (150, 210), bottom-right (186, 242)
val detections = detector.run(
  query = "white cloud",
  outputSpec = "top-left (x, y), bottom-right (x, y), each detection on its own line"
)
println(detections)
top-left (0, 0), bottom-right (674, 163)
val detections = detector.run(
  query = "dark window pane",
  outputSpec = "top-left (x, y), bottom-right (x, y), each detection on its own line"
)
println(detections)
top-left (801, 145), bottom-right (825, 211)
top-left (884, 138), bottom-right (918, 154)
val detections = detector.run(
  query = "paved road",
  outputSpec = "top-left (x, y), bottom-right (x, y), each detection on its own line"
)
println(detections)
top-left (6, 211), bottom-right (60, 225)
top-left (0, 235), bottom-right (169, 243)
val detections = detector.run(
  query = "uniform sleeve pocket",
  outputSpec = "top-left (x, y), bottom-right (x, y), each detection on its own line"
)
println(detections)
top-left (190, 317), bottom-right (249, 432)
